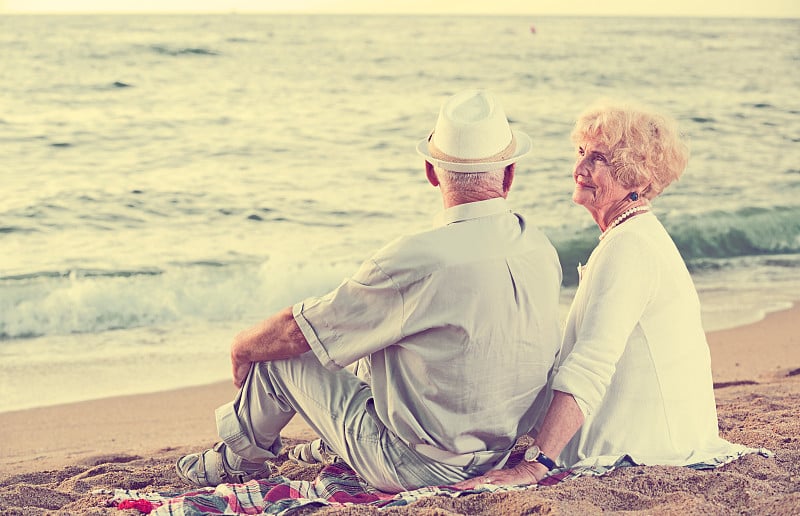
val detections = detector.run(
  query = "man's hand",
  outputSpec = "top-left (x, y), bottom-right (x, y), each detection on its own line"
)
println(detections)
top-left (453, 461), bottom-right (547, 490)
top-left (231, 333), bottom-right (252, 388)
top-left (228, 307), bottom-right (312, 389)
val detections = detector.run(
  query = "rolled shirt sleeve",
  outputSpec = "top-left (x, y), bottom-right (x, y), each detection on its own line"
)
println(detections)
top-left (552, 234), bottom-right (658, 416)
top-left (293, 256), bottom-right (405, 370)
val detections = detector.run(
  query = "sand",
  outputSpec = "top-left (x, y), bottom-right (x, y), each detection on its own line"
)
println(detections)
top-left (1, 304), bottom-right (798, 515)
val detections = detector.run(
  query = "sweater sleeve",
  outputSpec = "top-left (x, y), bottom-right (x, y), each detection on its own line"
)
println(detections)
top-left (552, 233), bottom-right (658, 416)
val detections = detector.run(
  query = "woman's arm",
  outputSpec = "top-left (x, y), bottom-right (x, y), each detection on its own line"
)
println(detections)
top-left (455, 390), bottom-right (584, 487)
top-left (456, 233), bottom-right (657, 488)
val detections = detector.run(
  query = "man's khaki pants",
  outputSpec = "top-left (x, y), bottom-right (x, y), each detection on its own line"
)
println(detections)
top-left (214, 351), bottom-right (491, 493)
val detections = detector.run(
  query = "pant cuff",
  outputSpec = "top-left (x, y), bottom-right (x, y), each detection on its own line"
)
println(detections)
top-left (215, 401), bottom-right (282, 464)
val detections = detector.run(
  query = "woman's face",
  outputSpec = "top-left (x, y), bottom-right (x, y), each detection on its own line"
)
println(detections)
top-left (572, 140), bottom-right (629, 213)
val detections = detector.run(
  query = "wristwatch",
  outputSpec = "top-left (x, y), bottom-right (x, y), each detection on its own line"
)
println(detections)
top-left (523, 444), bottom-right (557, 471)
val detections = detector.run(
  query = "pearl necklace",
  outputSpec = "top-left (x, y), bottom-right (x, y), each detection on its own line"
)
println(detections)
top-left (599, 205), bottom-right (651, 240)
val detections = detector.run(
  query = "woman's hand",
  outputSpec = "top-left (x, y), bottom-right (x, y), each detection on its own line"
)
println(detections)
top-left (454, 461), bottom-right (547, 490)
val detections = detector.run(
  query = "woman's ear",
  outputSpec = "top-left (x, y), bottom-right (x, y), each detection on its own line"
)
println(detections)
top-left (426, 161), bottom-right (440, 187)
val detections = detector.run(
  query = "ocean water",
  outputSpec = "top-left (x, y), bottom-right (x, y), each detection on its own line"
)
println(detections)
top-left (1, 14), bottom-right (799, 413)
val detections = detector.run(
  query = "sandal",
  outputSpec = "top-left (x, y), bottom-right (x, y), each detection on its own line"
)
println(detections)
top-left (288, 438), bottom-right (340, 466)
top-left (175, 441), bottom-right (273, 487)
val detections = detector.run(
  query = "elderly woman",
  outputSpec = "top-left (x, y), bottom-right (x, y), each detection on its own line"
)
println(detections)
top-left (459, 100), bottom-right (756, 488)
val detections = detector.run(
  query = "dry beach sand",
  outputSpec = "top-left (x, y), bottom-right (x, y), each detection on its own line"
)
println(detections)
top-left (1, 304), bottom-right (798, 515)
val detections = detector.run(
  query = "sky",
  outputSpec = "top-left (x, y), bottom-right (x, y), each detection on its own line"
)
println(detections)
top-left (1, 0), bottom-right (798, 18)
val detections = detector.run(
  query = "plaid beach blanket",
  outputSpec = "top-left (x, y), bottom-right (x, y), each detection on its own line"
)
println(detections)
top-left (103, 460), bottom-right (591, 515)
top-left (104, 449), bottom-right (771, 515)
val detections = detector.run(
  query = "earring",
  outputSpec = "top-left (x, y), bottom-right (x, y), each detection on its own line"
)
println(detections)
top-left (629, 192), bottom-right (639, 201)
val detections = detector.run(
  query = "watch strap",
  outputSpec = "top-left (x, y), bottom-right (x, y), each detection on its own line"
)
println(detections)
top-left (534, 450), bottom-right (557, 471)
top-left (524, 444), bottom-right (557, 471)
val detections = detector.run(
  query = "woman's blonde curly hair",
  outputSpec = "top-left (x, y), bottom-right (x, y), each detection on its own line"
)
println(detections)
top-left (571, 100), bottom-right (690, 199)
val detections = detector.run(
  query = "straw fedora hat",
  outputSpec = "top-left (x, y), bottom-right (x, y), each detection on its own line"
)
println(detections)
top-left (417, 89), bottom-right (531, 173)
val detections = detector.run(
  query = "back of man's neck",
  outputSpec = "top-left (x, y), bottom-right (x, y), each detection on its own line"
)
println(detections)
top-left (442, 192), bottom-right (506, 209)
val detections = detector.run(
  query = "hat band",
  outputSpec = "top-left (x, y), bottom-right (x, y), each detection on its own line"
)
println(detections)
top-left (427, 132), bottom-right (517, 165)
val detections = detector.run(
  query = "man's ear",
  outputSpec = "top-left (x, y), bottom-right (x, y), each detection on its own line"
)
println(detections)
top-left (503, 164), bottom-right (516, 196)
top-left (425, 161), bottom-right (440, 187)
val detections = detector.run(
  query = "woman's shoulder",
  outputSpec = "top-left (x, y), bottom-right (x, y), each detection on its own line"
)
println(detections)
top-left (589, 214), bottom-right (672, 271)
top-left (601, 213), bottom-right (671, 249)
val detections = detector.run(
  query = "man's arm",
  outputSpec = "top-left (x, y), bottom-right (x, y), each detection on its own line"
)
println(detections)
top-left (230, 306), bottom-right (311, 388)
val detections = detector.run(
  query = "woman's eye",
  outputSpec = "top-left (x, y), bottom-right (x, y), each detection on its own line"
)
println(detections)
top-left (593, 154), bottom-right (607, 163)
top-left (578, 148), bottom-right (585, 156)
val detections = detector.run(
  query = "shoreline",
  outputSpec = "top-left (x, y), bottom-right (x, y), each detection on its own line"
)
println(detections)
top-left (0, 298), bottom-right (793, 417)
top-left (706, 301), bottom-right (799, 384)
top-left (1, 302), bottom-right (798, 514)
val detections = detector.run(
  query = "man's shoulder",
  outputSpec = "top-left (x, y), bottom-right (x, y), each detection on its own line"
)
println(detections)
top-left (369, 226), bottom-right (445, 267)
top-left (368, 212), bottom-right (556, 274)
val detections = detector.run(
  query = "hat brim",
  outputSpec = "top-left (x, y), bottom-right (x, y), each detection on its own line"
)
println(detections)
top-left (416, 130), bottom-right (532, 173)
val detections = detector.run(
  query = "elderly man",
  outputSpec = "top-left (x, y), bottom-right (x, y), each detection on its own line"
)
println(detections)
top-left (176, 89), bottom-right (563, 492)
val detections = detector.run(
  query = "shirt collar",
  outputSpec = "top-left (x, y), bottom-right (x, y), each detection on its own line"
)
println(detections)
top-left (433, 198), bottom-right (512, 227)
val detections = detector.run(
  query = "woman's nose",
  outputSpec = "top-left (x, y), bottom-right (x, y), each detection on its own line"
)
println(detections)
top-left (575, 157), bottom-right (592, 175)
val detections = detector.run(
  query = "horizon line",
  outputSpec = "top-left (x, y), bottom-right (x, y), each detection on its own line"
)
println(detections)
top-left (1, 10), bottom-right (797, 18)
